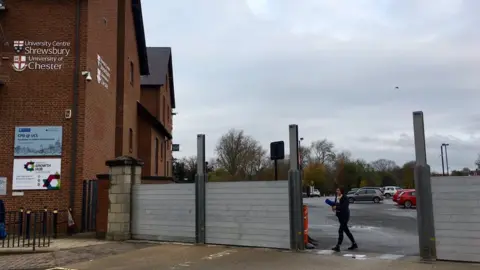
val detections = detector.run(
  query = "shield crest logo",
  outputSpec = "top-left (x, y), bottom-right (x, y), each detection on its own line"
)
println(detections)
top-left (12, 55), bottom-right (27, 72)
top-left (13, 40), bottom-right (24, 53)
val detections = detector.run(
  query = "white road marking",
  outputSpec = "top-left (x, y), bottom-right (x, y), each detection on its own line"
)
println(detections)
top-left (344, 254), bottom-right (367, 260)
top-left (202, 249), bottom-right (237, 260)
top-left (314, 250), bottom-right (406, 261)
top-left (316, 249), bottom-right (335, 255)
top-left (377, 254), bottom-right (405, 260)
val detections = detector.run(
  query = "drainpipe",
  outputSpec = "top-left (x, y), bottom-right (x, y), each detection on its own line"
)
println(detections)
top-left (115, 0), bottom-right (126, 156)
top-left (69, 0), bottom-right (81, 210)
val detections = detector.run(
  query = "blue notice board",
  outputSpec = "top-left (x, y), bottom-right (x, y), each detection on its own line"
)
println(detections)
top-left (14, 126), bottom-right (63, 156)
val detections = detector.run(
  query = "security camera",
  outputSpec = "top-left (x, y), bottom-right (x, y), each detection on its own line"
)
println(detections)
top-left (81, 71), bottom-right (92, 82)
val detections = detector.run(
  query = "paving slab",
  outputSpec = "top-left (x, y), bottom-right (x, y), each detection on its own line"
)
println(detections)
top-left (63, 244), bottom-right (480, 270)
top-left (0, 241), bottom-right (155, 270)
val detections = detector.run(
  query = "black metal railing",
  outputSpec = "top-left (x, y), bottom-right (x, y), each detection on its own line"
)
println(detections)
top-left (0, 208), bottom-right (69, 250)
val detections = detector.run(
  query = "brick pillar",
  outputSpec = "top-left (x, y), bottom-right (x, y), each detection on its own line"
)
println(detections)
top-left (105, 156), bottom-right (143, 241)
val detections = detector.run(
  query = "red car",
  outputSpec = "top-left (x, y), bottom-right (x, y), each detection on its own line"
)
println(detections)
top-left (397, 190), bottom-right (416, 208)
top-left (392, 189), bottom-right (408, 202)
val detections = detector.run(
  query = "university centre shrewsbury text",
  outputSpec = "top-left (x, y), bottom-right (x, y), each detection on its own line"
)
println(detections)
top-left (12, 40), bottom-right (71, 71)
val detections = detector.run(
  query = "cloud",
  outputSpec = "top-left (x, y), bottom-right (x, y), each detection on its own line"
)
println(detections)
top-left (142, 0), bottom-right (480, 172)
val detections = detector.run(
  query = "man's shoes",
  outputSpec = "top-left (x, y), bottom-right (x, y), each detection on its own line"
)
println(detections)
top-left (347, 243), bottom-right (358, 250)
top-left (331, 246), bottom-right (340, 252)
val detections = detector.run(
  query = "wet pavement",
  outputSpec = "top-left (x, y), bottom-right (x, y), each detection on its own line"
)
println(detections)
top-left (61, 244), bottom-right (478, 270)
top-left (0, 242), bottom-right (156, 270)
top-left (305, 197), bottom-right (419, 256)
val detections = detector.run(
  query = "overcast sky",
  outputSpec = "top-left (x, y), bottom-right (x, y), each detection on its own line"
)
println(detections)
top-left (142, 0), bottom-right (479, 173)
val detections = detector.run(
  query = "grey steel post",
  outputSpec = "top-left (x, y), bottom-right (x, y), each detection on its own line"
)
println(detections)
top-left (412, 111), bottom-right (436, 260)
top-left (288, 124), bottom-right (304, 250)
top-left (195, 134), bottom-right (206, 244)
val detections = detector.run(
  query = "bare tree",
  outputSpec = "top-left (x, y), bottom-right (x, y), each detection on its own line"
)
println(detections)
top-left (475, 154), bottom-right (480, 169)
top-left (182, 156), bottom-right (197, 172)
top-left (370, 158), bottom-right (397, 172)
top-left (299, 145), bottom-right (311, 168)
top-left (336, 150), bottom-right (352, 163)
top-left (207, 157), bottom-right (218, 170)
top-left (215, 129), bottom-right (266, 179)
top-left (241, 142), bottom-right (267, 179)
top-left (311, 139), bottom-right (335, 164)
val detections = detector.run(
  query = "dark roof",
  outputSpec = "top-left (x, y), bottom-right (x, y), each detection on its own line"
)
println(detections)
top-left (141, 47), bottom-right (176, 108)
top-left (132, 0), bottom-right (149, 75)
top-left (137, 101), bottom-right (172, 139)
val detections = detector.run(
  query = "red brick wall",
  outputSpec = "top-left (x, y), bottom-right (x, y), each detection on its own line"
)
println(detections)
top-left (121, 1), bottom-right (142, 157)
top-left (95, 177), bottom-right (110, 238)
top-left (0, 1), bottom-right (144, 223)
top-left (140, 86), bottom-right (160, 118)
top-left (138, 71), bottom-right (174, 178)
top-left (0, 1), bottom-right (87, 214)
top-left (151, 129), bottom-right (166, 176)
top-left (82, 0), bottom-right (118, 180)
top-left (137, 117), bottom-right (152, 175)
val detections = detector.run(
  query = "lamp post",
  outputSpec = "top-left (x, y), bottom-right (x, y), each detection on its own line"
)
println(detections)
top-left (444, 143), bottom-right (449, 175)
top-left (440, 145), bottom-right (445, 176)
top-left (441, 143), bottom-right (450, 176)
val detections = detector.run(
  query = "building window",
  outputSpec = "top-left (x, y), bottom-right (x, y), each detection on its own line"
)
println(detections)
top-left (164, 140), bottom-right (167, 167)
top-left (160, 140), bottom-right (164, 161)
top-left (129, 61), bottom-right (134, 85)
top-left (129, 128), bottom-right (133, 153)
top-left (154, 137), bottom-right (159, 175)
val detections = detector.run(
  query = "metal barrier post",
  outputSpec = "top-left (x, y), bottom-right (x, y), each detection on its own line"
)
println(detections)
top-left (17, 208), bottom-right (23, 247)
top-left (53, 209), bottom-right (58, 238)
top-left (288, 124), bottom-right (304, 250)
top-left (32, 212), bottom-right (37, 251)
top-left (25, 210), bottom-right (31, 241)
top-left (413, 111), bottom-right (436, 261)
top-left (195, 134), bottom-right (206, 244)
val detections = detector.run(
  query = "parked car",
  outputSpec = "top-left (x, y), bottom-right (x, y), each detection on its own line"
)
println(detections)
top-left (383, 186), bottom-right (402, 198)
top-left (392, 189), bottom-right (404, 202)
top-left (347, 188), bottom-right (359, 195)
top-left (393, 189), bottom-right (413, 202)
top-left (347, 188), bottom-right (384, 203)
top-left (361, 186), bottom-right (383, 192)
top-left (310, 189), bottom-right (321, 197)
top-left (397, 190), bottom-right (416, 208)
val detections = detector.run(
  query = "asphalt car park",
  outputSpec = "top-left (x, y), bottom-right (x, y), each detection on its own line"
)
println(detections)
top-left (304, 197), bottom-right (419, 257)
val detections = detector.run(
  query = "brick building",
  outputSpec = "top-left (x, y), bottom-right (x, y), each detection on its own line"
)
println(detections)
top-left (139, 47), bottom-right (175, 180)
top-left (0, 1), bottom-right (175, 219)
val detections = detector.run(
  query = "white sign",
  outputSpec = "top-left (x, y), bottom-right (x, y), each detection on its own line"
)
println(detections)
top-left (12, 40), bottom-right (71, 72)
top-left (97, 55), bottom-right (110, 89)
top-left (12, 158), bottom-right (61, 190)
top-left (0, 177), bottom-right (6, 195)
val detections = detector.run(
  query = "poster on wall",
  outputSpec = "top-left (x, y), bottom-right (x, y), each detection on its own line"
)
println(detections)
top-left (14, 126), bottom-right (62, 156)
top-left (12, 159), bottom-right (61, 190)
top-left (0, 177), bottom-right (6, 195)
